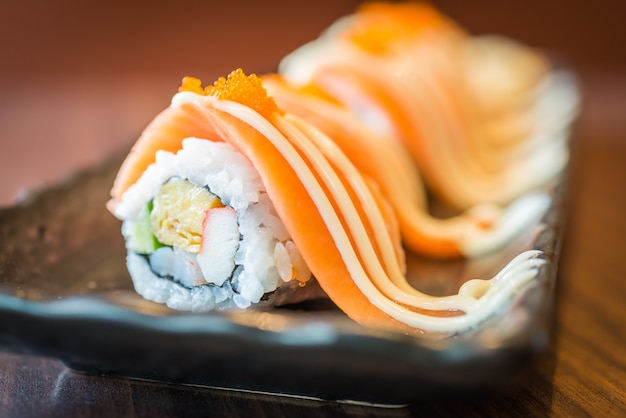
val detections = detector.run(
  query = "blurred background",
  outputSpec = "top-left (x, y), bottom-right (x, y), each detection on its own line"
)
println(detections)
top-left (0, 0), bottom-right (625, 204)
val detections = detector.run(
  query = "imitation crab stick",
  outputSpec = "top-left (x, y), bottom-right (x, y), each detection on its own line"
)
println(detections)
top-left (108, 69), bottom-right (547, 334)
top-left (278, 1), bottom-right (577, 210)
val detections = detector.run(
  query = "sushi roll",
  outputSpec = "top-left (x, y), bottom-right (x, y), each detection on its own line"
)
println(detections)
top-left (278, 1), bottom-right (579, 210)
top-left (108, 69), bottom-right (549, 335)
top-left (106, 69), bottom-right (409, 324)
top-left (263, 74), bottom-right (552, 259)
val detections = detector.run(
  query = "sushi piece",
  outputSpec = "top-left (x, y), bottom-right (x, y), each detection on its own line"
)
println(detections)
top-left (108, 69), bottom-right (408, 314)
top-left (108, 69), bottom-right (548, 335)
top-left (263, 74), bottom-right (551, 259)
top-left (278, 1), bottom-right (579, 210)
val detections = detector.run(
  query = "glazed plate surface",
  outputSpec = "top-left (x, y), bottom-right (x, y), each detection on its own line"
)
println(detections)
top-left (0, 153), bottom-right (564, 405)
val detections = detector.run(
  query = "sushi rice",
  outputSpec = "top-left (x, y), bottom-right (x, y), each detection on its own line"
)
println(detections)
top-left (111, 137), bottom-right (312, 311)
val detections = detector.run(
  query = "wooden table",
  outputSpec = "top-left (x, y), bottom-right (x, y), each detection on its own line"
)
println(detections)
top-left (1, 1), bottom-right (625, 416)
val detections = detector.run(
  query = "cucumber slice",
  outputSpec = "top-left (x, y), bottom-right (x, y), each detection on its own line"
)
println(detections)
top-left (127, 202), bottom-right (164, 254)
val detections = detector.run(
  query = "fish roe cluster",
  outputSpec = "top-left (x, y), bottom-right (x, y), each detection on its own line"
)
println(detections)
top-left (347, 2), bottom-right (449, 54)
top-left (179, 69), bottom-right (283, 119)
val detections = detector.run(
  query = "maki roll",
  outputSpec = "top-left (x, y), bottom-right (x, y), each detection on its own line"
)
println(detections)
top-left (107, 69), bottom-right (549, 335)
top-left (263, 74), bottom-right (553, 259)
top-left (107, 69), bottom-right (408, 316)
top-left (278, 1), bottom-right (579, 210)
top-left (107, 71), bottom-right (334, 312)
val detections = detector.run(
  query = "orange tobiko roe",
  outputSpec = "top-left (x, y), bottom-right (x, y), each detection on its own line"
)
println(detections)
top-left (346, 2), bottom-right (455, 54)
top-left (179, 69), bottom-right (284, 120)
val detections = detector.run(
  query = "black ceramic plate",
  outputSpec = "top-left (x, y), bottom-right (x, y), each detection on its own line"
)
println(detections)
top-left (0, 152), bottom-right (564, 406)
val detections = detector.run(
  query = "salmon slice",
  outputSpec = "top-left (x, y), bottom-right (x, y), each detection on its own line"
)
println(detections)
top-left (190, 90), bottom-right (529, 333)
top-left (263, 74), bottom-right (551, 259)
top-left (109, 104), bottom-right (219, 209)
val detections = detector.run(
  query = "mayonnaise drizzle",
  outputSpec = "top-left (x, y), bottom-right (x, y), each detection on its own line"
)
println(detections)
top-left (171, 91), bottom-right (546, 333)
